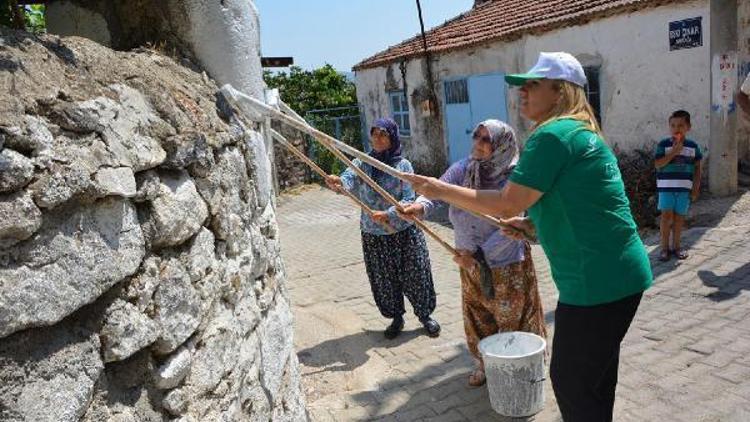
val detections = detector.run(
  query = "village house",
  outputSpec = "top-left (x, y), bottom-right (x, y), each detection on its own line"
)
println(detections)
top-left (354, 0), bottom-right (747, 196)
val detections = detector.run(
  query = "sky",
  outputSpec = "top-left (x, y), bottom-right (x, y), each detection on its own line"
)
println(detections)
top-left (255, 0), bottom-right (474, 72)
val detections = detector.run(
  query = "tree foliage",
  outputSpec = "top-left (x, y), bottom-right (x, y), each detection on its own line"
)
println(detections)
top-left (264, 64), bottom-right (357, 116)
top-left (0, 2), bottom-right (46, 33)
top-left (264, 65), bottom-right (362, 176)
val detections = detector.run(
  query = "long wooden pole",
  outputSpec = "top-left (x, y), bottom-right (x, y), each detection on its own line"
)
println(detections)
top-left (222, 86), bottom-right (458, 255)
top-left (270, 129), bottom-right (395, 234)
top-left (273, 94), bottom-right (532, 241)
top-left (270, 105), bottom-right (459, 257)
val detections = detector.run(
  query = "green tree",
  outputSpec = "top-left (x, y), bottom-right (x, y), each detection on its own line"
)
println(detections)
top-left (0, 2), bottom-right (46, 32)
top-left (23, 4), bottom-right (45, 33)
top-left (264, 64), bottom-right (356, 115)
top-left (264, 65), bottom-right (362, 176)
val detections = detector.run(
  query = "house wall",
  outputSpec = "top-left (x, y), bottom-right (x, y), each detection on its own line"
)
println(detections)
top-left (356, 0), bottom-right (710, 174)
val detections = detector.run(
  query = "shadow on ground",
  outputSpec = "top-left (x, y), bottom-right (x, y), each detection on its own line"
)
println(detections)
top-left (297, 328), bottom-right (423, 374)
top-left (698, 262), bottom-right (750, 302)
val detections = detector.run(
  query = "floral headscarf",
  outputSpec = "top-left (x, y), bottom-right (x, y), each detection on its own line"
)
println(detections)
top-left (462, 119), bottom-right (519, 190)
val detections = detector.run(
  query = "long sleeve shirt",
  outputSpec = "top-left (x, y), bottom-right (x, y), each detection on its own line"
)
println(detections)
top-left (416, 159), bottom-right (525, 268)
top-left (340, 158), bottom-right (416, 235)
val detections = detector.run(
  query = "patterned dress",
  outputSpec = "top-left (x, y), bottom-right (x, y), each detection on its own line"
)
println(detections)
top-left (341, 158), bottom-right (437, 320)
top-left (460, 243), bottom-right (547, 359)
top-left (418, 159), bottom-right (546, 359)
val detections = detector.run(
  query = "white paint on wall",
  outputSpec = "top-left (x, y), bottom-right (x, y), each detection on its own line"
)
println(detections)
top-left (712, 52), bottom-right (738, 124)
top-left (356, 0), bottom-right (710, 170)
top-left (178, 0), bottom-right (265, 100)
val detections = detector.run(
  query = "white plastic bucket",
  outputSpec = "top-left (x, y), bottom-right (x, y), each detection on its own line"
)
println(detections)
top-left (478, 331), bottom-right (546, 417)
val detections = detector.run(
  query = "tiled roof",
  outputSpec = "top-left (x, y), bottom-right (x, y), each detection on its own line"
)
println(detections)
top-left (353, 0), bottom-right (686, 70)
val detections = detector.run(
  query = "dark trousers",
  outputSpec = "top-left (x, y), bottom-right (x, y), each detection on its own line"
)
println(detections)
top-left (550, 292), bottom-right (643, 422)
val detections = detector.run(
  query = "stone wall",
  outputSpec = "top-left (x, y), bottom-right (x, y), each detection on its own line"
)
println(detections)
top-left (273, 124), bottom-right (311, 191)
top-left (0, 28), bottom-right (305, 421)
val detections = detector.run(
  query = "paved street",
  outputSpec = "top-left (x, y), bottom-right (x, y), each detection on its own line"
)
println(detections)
top-left (277, 186), bottom-right (750, 422)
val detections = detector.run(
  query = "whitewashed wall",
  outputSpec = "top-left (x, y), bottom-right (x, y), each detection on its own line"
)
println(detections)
top-left (356, 0), bottom-right (710, 172)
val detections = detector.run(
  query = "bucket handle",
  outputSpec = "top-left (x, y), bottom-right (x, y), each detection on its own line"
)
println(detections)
top-left (529, 377), bottom-right (546, 384)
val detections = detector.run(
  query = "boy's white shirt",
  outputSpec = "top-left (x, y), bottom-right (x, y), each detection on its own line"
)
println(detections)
top-left (742, 74), bottom-right (750, 95)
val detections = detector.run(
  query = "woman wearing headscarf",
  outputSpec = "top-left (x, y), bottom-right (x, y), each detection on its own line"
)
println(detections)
top-left (399, 119), bottom-right (546, 386)
top-left (326, 118), bottom-right (441, 339)
top-left (404, 53), bottom-right (652, 421)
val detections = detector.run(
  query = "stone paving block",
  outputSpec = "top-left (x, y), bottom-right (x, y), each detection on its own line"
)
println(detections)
top-left (394, 404), bottom-right (437, 421)
top-left (308, 408), bottom-right (336, 422)
top-left (456, 402), bottom-right (492, 420)
top-left (330, 404), bottom-right (380, 421)
top-left (420, 409), bottom-right (467, 422)
top-left (427, 392), bottom-right (473, 415)
top-left (685, 335), bottom-right (728, 355)
top-left (704, 349), bottom-right (742, 367)
top-left (702, 393), bottom-right (750, 420)
top-left (714, 363), bottom-right (750, 384)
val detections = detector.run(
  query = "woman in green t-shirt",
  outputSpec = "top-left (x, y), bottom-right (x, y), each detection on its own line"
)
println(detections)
top-left (405, 52), bottom-right (652, 422)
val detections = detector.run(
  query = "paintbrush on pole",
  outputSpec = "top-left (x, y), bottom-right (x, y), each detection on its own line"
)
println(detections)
top-left (221, 85), bottom-right (454, 253)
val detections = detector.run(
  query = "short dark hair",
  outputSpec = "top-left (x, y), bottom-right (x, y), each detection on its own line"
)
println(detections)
top-left (670, 110), bottom-right (691, 125)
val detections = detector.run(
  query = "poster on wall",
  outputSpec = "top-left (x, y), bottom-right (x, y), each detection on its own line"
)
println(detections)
top-left (711, 52), bottom-right (738, 124)
top-left (669, 17), bottom-right (703, 51)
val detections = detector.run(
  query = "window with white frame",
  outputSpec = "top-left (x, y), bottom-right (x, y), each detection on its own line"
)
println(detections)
top-left (583, 66), bottom-right (602, 125)
top-left (389, 91), bottom-right (410, 135)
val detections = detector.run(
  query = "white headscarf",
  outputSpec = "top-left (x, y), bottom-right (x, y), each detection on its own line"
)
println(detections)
top-left (462, 119), bottom-right (519, 189)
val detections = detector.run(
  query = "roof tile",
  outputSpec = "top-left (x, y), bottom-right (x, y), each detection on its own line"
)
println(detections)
top-left (353, 0), bottom-right (686, 70)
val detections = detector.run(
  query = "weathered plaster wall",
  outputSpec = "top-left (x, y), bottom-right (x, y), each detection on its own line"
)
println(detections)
top-left (356, 0), bottom-right (710, 173)
top-left (356, 59), bottom-right (447, 176)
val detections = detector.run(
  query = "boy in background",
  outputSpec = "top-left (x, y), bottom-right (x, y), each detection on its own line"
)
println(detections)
top-left (655, 110), bottom-right (702, 261)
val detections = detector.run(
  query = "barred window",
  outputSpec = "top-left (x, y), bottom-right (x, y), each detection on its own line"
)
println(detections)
top-left (444, 79), bottom-right (469, 104)
top-left (584, 66), bottom-right (602, 124)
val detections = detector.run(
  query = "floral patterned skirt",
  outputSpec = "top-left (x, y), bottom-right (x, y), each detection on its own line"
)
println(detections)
top-left (460, 243), bottom-right (547, 359)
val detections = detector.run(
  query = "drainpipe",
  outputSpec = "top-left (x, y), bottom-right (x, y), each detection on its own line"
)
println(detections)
top-left (415, 0), bottom-right (439, 117)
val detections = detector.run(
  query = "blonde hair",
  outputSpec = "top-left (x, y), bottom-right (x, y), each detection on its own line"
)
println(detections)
top-left (536, 80), bottom-right (602, 135)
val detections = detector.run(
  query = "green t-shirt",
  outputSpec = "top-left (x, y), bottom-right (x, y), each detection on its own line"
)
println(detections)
top-left (509, 118), bottom-right (652, 306)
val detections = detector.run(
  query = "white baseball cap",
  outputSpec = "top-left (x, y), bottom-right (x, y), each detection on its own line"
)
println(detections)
top-left (505, 52), bottom-right (587, 88)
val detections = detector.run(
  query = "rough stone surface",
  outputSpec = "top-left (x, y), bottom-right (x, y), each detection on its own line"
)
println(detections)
top-left (0, 23), bottom-right (304, 421)
top-left (154, 343), bottom-right (193, 390)
top-left (94, 166), bottom-right (137, 198)
top-left (145, 170), bottom-right (209, 248)
top-left (273, 123), bottom-right (311, 191)
top-left (0, 321), bottom-right (104, 422)
top-left (0, 148), bottom-right (34, 193)
top-left (100, 299), bottom-right (159, 362)
top-left (58, 84), bottom-right (168, 172)
top-left (0, 198), bottom-right (146, 337)
top-left (0, 190), bottom-right (42, 248)
top-left (1, 115), bottom-right (55, 156)
top-left (160, 131), bottom-right (214, 170)
top-left (153, 259), bottom-right (201, 354)
top-left (259, 294), bottom-right (295, 398)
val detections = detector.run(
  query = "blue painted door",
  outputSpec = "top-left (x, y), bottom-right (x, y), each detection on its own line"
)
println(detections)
top-left (444, 73), bottom-right (508, 164)
top-left (469, 74), bottom-right (508, 124)
top-left (444, 79), bottom-right (473, 164)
